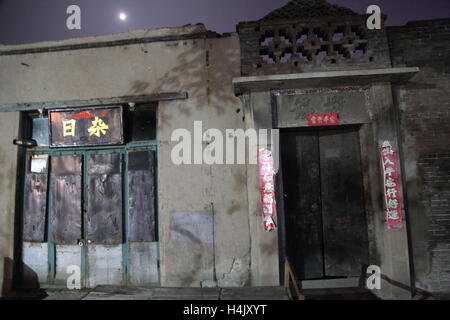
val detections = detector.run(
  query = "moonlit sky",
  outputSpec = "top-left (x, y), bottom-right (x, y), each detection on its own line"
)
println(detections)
top-left (0, 0), bottom-right (449, 45)
top-left (118, 12), bottom-right (127, 21)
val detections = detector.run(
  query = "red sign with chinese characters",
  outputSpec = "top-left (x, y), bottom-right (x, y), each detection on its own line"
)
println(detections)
top-left (381, 141), bottom-right (403, 229)
top-left (258, 149), bottom-right (276, 232)
top-left (49, 107), bottom-right (123, 147)
top-left (307, 113), bottom-right (339, 126)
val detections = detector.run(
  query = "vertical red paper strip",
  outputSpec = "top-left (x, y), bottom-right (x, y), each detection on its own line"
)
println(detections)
top-left (258, 149), bottom-right (277, 232)
top-left (381, 141), bottom-right (403, 229)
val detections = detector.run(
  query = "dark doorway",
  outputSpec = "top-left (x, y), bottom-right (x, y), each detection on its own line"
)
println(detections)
top-left (280, 127), bottom-right (368, 280)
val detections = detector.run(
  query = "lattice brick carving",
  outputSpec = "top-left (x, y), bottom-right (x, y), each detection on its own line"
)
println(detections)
top-left (256, 22), bottom-right (370, 68)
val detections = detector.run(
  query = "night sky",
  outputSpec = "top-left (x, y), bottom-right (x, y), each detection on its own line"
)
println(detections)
top-left (0, 0), bottom-right (449, 45)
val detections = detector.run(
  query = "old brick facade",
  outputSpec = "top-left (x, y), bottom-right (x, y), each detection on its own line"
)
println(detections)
top-left (236, 0), bottom-right (450, 297)
top-left (389, 19), bottom-right (450, 294)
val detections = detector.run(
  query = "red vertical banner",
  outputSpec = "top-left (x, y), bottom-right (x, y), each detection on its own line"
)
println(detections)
top-left (381, 141), bottom-right (403, 229)
top-left (258, 149), bottom-right (277, 232)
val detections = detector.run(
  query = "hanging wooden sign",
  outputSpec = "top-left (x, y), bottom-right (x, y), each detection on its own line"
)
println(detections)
top-left (49, 106), bottom-right (123, 147)
top-left (381, 141), bottom-right (403, 229)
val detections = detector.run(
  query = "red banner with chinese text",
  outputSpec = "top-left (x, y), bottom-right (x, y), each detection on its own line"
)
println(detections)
top-left (381, 141), bottom-right (403, 229)
top-left (258, 149), bottom-right (276, 232)
top-left (307, 113), bottom-right (339, 126)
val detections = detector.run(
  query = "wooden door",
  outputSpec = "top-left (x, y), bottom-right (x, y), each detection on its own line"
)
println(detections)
top-left (281, 128), bottom-right (368, 280)
top-left (281, 132), bottom-right (324, 279)
top-left (319, 129), bottom-right (368, 277)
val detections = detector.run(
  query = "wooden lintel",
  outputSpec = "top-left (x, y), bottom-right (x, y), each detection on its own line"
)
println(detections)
top-left (0, 92), bottom-right (188, 112)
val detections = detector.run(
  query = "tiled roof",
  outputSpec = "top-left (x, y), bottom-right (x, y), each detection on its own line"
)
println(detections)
top-left (260, 0), bottom-right (358, 21)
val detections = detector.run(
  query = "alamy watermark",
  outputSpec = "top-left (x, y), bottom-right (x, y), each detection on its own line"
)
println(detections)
top-left (65, 263), bottom-right (382, 290)
top-left (64, 4), bottom-right (382, 31)
top-left (66, 5), bottom-right (81, 30)
top-left (170, 121), bottom-right (280, 172)
top-left (367, 5), bottom-right (382, 30)
top-left (366, 265), bottom-right (381, 290)
top-left (66, 265), bottom-right (81, 289)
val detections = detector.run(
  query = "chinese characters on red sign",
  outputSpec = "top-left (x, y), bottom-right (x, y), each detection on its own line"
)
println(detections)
top-left (381, 141), bottom-right (403, 229)
top-left (307, 113), bottom-right (339, 126)
top-left (258, 149), bottom-right (277, 232)
top-left (49, 107), bottom-right (123, 147)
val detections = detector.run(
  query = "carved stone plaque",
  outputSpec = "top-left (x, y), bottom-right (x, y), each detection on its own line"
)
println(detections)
top-left (277, 91), bottom-right (368, 128)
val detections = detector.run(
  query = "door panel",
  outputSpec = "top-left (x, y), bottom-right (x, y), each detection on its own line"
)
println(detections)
top-left (25, 148), bottom-right (158, 288)
top-left (128, 151), bottom-right (156, 242)
top-left (319, 129), bottom-right (368, 277)
top-left (86, 153), bottom-right (124, 286)
top-left (281, 128), bottom-right (368, 280)
top-left (23, 173), bottom-right (47, 242)
top-left (87, 245), bottom-right (123, 287)
top-left (281, 132), bottom-right (324, 279)
top-left (128, 150), bottom-right (159, 285)
top-left (51, 155), bottom-right (82, 245)
top-left (22, 242), bottom-right (48, 285)
top-left (129, 242), bottom-right (159, 285)
top-left (54, 245), bottom-right (82, 282)
top-left (87, 153), bottom-right (123, 245)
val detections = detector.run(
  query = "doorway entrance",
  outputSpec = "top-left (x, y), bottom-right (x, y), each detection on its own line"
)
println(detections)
top-left (280, 127), bottom-right (368, 280)
top-left (22, 147), bottom-right (158, 288)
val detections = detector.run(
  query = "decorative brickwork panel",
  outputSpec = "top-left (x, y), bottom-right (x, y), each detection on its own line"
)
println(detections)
top-left (238, 17), bottom-right (391, 76)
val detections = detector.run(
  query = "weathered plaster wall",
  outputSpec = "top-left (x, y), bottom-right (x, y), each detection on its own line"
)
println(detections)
top-left (244, 91), bottom-right (280, 286)
top-left (388, 19), bottom-right (450, 295)
top-left (0, 25), bottom-right (208, 105)
top-left (0, 112), bottom-right (20, 297)
top-left (0, 26), bottom-right (272, 288)
top-left (157, 35), bottom-right (252, 287)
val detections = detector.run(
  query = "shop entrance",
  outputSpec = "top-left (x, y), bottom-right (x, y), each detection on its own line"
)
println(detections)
top-left (22, 147), bottom-right (158, 288)
top-left (21, 104), bottom-right (159, 288)
top-left (280, 127), bottom-right (369, 280)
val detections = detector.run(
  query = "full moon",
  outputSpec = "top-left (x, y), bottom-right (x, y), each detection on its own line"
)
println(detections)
top-left (119, 12), bottom-right (127, 21)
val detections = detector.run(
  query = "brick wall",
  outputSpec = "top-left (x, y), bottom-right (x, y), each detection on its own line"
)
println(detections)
top-left (389, 19), bottom-right (450, 294)
top-left (417, 155), bottom-right (450, 292)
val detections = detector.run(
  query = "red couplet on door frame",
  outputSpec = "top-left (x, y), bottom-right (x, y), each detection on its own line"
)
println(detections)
top-left (258, 149), bottom-right (277, 232)
top-left (381, 141), bottom-right (403, 229)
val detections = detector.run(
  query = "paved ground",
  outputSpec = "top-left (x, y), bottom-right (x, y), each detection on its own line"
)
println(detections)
top-left (12, 285), bottom-right (435, 300)
top-left (2, 285), bottom-right (394, 300)
top-left (3, 286), bottom-right (292, 300)
top-left (302, 287), bottom-right (379, 300)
